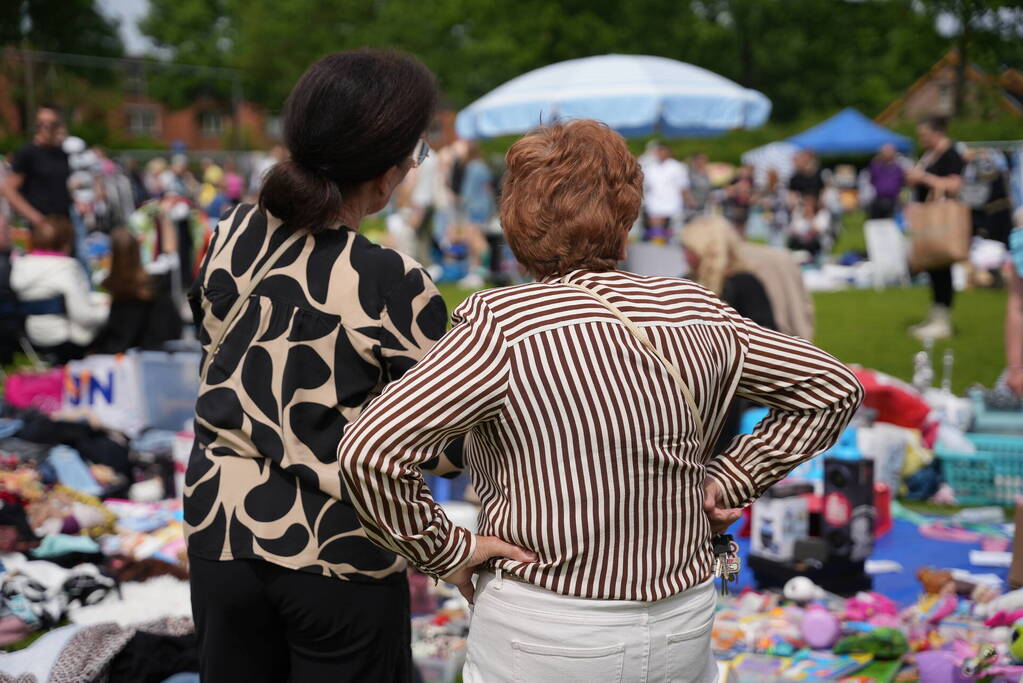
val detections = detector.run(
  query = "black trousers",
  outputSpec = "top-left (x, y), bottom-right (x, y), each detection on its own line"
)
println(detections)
top-left (189, 554), bottom-right (413, 683)
top-left (869, 196), bottom-right (897, 219)
top-left (928, 266), bottom-right (954, 308)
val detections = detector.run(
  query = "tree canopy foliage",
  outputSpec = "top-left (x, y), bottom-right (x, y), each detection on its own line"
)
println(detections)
top-left (2, 0), bottom-right (124, 57)
top-left (137, 0), bottom-right (1023, 120)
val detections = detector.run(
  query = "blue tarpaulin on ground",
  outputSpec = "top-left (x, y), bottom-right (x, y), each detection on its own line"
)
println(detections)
top-left (787, 108), bottom-right (913, 155)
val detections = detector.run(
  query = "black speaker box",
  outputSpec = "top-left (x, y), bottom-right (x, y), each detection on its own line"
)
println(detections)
top-left (822, 457), bottom-right (875, 562)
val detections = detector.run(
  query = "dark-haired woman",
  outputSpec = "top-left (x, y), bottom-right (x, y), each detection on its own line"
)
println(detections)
top-left (91, 227), bottom-right (182, 354)
top-left (906, 117), bottom-right (964, 340)
top-left (184, 50), bottom-right (452, 682)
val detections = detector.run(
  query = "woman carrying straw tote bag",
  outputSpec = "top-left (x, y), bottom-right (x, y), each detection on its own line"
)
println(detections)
top-left (905, 117), bottom-right (969, 341)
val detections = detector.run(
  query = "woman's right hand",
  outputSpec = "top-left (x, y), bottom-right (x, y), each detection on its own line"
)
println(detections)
top-left (702, 477), bottom-right (744, 534)
top-left (443, 536), bottom-right (536, 604)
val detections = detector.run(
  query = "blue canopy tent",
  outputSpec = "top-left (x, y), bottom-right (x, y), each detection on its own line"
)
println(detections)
top-left (787, 108), bottom-right (913, 155)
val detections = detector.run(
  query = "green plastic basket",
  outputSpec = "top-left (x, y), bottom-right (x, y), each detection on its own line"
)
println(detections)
top-left (936, 433), bottom-right (1023, 506)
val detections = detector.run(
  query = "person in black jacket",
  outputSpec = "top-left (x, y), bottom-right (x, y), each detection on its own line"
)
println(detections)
top-left (91, 227), bottom-right (181, 354)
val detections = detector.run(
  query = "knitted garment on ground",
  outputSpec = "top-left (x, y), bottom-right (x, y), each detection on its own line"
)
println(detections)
top-left (44, 615), bottom-right (192, 683)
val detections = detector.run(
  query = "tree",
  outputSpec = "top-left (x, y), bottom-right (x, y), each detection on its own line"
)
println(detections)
top-left (2, 0), bottom-right (123, 56)
top-left (136, 0), bottom-right (1014, 124)
top-left (138, 0), bottom-right (238, 107)
top-left (1, 0), bottom-right (123, 130)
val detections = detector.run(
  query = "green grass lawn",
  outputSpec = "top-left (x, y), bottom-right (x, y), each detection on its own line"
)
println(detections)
top-left (813, 286), bottom-right (1004, 394)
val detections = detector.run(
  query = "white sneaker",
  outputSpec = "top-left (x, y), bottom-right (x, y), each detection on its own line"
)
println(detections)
top-left (911, 306), bottom-right (952, 340)
top-left (909, 306), bottom-right (938, 333)
top-left (457, 272), bottom-right (485, 290)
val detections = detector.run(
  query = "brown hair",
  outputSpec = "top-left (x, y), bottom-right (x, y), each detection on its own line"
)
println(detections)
top-left (32, 215), bottom-right (74, 253)
top-left (501, 120), bottom-right (643, 278)
top-left (259, 49), bottom-right (437, 232)
top-left (103, 227), bottom-right (153, 301)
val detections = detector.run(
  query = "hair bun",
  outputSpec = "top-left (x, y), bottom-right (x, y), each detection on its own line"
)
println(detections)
top-left (260, 159), bottom-right (344, 230)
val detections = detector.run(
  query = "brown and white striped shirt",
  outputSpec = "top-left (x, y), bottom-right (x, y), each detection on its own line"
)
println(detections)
top-left (339, 269), bottom-right (863, 601)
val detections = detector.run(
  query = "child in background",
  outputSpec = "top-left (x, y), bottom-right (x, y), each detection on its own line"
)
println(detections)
top-left (91, 227), bottom-right (182, 354)
top-left (9, 216), bottom-right (108, 363)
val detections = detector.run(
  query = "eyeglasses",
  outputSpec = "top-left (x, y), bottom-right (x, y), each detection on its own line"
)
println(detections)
top-left (410, 139), bottom-right (430, 168)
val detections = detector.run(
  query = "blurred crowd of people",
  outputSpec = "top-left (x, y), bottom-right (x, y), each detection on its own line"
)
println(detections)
top-left (0, 106), bottom-right (289, 366)
top-left (0, 105), bottom-right (1019, 370)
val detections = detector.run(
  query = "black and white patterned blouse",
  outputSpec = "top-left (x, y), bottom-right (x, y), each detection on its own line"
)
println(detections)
top-left (183, 204), bottom-right (450, 583)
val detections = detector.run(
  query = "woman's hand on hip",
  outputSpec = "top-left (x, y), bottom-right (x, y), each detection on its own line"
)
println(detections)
top-left (702, 477), bottom-right (744, 534)
top-left (442, 536), bottom-right (536, 604)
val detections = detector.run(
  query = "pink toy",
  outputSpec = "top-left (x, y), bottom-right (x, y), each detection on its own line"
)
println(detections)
top-left (845, 592), bottom-right (899, 622)
top-left (985, 611), bottom-right (1023, 628)
top-left (867, 613), bottom-right (901, 629)
top-left (921, 594), bottom-right (960, 625)
top-left (916, 649), bottom-right (970, 683)
top-left (802, 608), bottom-right (842, 649)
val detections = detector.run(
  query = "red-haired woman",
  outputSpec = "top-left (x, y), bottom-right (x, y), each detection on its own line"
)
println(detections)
top-left (340, 119), bottom-right (863, 682)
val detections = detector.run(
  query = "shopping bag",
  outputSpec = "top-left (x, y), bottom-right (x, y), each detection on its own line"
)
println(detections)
top-left (905, 196), bottom-right (971, 271)
top-left (62, 354), bottom-right (146, 437)
top-left (4, 367), bottom-right (64, 414)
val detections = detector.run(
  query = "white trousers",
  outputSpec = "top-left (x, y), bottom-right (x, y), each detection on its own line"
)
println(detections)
top-left (463, 572), bottom-right (718, 683)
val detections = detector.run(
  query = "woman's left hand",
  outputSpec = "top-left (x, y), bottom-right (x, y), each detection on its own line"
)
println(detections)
top-left (443, 536), bottom-right (537, 604)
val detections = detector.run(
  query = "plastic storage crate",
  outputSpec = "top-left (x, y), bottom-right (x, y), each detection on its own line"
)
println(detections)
top-left (970, 389), bottom-right (1023, 435)
top-left (937, 433), bottom-right (1023, 506)
top-left (135, 350), bottom-right (201, 432)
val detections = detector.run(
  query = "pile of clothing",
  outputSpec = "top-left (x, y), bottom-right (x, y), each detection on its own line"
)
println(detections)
top-left (0, 409), bottom-right (195, 681)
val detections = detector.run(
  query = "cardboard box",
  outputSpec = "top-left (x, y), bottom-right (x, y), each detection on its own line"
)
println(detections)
top-left (751, 495), bottom-right (809, 562)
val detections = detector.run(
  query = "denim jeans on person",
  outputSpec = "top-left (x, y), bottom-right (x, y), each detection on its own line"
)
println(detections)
top-left (463, 571), bottom-right (718, 683)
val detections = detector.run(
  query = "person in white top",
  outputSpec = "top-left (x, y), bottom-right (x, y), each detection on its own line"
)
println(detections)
top-left (10, 216), bottom-right (107, 362)
top-left (642, 143), bottom-right (689, 243)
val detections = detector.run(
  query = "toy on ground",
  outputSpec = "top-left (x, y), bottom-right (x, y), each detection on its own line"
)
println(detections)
top-left (960, 644), bottom-right (998, 678)
top-left (784, 576), bottom-right (825, 604)
top-left (918, 567), bottom-right (957, 595)
top-left (834, 628), bottom-right (910, 660)
top-left (976, 588), bottom-right (1023, 619)
top-left (844, 592), bottom-right (899, 622)
top-left (1011, 620), bottom-right (1023, 664)
top-left (801, 607), bottom-right (841, 649)
top-left (914, 592), bottom-right (961, 625)
top-left (781, 649), bottom-right (873, 680)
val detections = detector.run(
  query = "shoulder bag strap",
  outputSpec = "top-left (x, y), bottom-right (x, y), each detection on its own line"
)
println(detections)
top-left (200, 229), bottom-right (305, 382)
top-left (561, 277), bottom-right (706, 448)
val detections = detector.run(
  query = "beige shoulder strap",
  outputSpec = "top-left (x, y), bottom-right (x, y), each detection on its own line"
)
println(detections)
top-left (200, 229), bottom-right (305, 382)
top-left (561, 277), bottom-right (706, 447)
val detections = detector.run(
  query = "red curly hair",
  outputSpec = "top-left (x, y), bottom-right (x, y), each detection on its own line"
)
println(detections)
top-left (501, 120), bottom-right (643, 278)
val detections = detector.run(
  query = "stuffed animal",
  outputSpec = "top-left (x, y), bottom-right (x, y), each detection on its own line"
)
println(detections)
top-left (917, 567), bottom-right (956, 595)
top-left (1010, 619), bottom-right (1023, 664)
top-left (784, 576), bottom-right (824, 603)
top-left (833, 627), bottom-right (909, 660)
